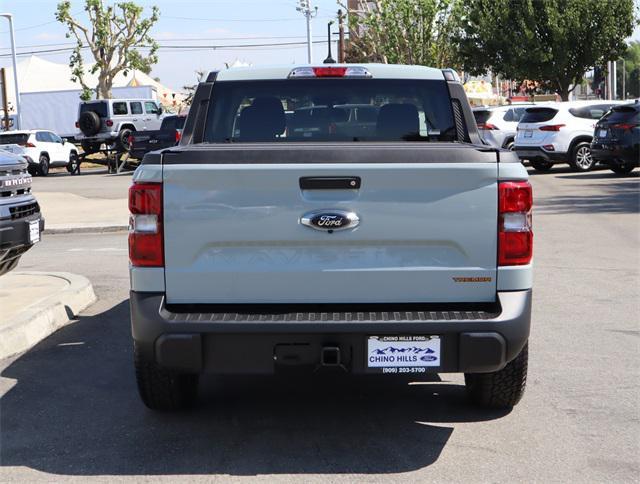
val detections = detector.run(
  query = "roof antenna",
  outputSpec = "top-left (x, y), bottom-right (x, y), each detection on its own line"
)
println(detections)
top-left (323, 20), bottom-right (336, 64)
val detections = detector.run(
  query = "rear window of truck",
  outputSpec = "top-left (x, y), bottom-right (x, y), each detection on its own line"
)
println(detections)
top-left (521, 107), bottom-right (558, 123)
top-left (204, 79), bottom-right (457, 143)
top-left (161, 116), bottom-right (186, 131)
top-left (80, 102), bottom-right (108, 117)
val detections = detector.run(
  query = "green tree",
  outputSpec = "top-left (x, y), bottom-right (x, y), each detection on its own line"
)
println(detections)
top-left (56, 0), bottom-right (160, 100)
top-left (458, 0), bottom-right (637, 101)
top-left (344, 0), bottom-right (463, 68)
top-left (617, 41), bottom-right (640, 98)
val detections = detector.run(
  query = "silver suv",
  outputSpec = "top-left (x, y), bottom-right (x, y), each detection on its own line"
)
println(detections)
top-left (75, 99), bottom-right (165, 153)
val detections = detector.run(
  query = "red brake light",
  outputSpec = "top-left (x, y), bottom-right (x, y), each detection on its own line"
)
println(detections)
top-left (478, 122), bottom-right (498, 130)
top-left (312, 67), bottom-right (347, 77)
top-left (175, 129), bottom-right (182, 143)
top-left (24, 142), bottom-right (36, 148)
top-left (539, 124), bottom-right (565, 132)
top-left (612, 122), bottom-right (639, 131)
top-left (498, 181), bottom-right (533, 266)
top-left (128, 135), bottom-right (134, 147)
top-left (128, 182), bottom-right (163, 267)
top-left (106, 119), bottom-right (114, 127)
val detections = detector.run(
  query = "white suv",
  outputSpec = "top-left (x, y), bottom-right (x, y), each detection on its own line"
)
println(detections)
top-left (0, 130), bottom-right (79, 176)
top-left (75, 99), bottom-right (165, 154)
top-left (514, 101), bottom-right (624, 171)
top-left (473, 103), bottom-right (533, 149)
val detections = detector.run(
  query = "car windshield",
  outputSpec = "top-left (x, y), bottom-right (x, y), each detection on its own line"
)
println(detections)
top-left (204, 79), bottom-right (457, 142)
top-left (80, 102), bottom-right (108, 117)
top-left (473, 110), bottom-right (492, 125)
top-left (161, 116), bottom-right (186, 131)
top-left (0, 133), bottom-right (29, 145)
top-left (600, 105), bottom-right (640, 124)
top-left (520, 107), bottom-right (558, 123)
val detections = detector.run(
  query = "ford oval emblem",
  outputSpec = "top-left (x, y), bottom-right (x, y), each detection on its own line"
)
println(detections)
top-left (300, 210), bottom-right (359, 232)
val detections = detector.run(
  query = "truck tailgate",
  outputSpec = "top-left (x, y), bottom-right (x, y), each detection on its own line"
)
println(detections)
top-left (162, 145), bottom-right (498, 304)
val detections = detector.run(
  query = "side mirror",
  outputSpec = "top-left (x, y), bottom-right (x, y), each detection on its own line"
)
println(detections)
top-left (157, 106), bottom-right (164, 115)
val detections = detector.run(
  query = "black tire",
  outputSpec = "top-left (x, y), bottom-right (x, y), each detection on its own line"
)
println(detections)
top-left (134, 342), bottom-right (199, 411)
top-left (27, 166), bottom-right (37, 176)
top-left (465, 342), bottom-right (528, 409)
top-left (78, 111), bottom-right (101, 136)
top-left (38, 154), bottom-right (49, 176)
top-left (116, 128), bottom-right (133, 152)
top-left (609, 162), bottom-right (636, 175)
top-left (504, 141), bottom-right (515, 151)
top-left (570, 142), bottom-right (595, 171)
top-left (530, 160), bottom-right (553, 172)
top-left (81, 140), bottom-right (101, 155)
top-left (66, 152), bottom-right (79, 174)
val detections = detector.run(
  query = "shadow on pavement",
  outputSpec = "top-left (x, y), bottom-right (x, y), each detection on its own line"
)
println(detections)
top-left (534, 178), bottom-right (640, 215)
top-left (1, 300), bottom-right (509, 477)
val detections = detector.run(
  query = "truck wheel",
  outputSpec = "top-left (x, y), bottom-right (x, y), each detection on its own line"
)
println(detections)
top-left (134, 342), bottom-right (199, 411)
top-left (570, 142), bottom-right (595, 171)
top-left (66, 152), bottom-right (79, 174)
top-left (81, 141), bottom-right (101, 155)
top-left (464, 342), bottom-right (528, 409)
top-left (38, 154), bottom-right (49, 176)
top-left (530, 160), bottom-right (553, 172)
top-left (116, 129), bottom-right (133, 152)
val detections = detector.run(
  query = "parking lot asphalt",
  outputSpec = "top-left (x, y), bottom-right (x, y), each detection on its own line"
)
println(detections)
top-left (1, 167), bottom-right (638, 483)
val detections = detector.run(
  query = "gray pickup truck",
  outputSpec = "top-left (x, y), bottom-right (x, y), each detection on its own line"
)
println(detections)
top-left (0, 150), bottom-right (43, 276)
top-left (129, 64), bottom-right (533, 411)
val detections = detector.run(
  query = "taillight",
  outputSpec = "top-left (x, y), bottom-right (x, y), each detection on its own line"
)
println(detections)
top-left (498, 181), bottom-right (533, 266)
top-left (175, 129), bottom-right (181, 143)
top-left (106, 119), bottom-right (114, 127)
top-left (612, 122), bottom-right (639, 132)
top-left (288, 66), bottom-right (372, 78)
top-left (539, 124), bottom-right (565, 131)
top-left (128, 182), bottom-right (163, 267)
top-left (128, 135), bottom-right (134, 147)
top-left (478, 122), bottom-right (498, 130)
top-left (24, 142), bottom-right (36, 148)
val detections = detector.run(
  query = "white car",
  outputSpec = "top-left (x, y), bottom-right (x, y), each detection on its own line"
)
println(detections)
top-left (473, 103), bottom-right (534, 149)
top-left (514, 101), bottom-right (625, 171)
top-left (0, 130), bottom-right (79, 176)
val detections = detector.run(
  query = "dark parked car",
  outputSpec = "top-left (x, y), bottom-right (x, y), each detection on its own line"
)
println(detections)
top-left (591, 101), bottom-right (640, 175)
top-left (0, 150), bottom-right (43, 276)
top-left (128, 115), bottom-right (186, 159)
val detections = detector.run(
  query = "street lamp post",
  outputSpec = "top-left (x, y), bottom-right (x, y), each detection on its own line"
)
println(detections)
top-left (0, 13), bottom-right (20, 130)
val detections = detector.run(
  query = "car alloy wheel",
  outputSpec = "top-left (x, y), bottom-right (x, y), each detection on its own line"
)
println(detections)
top-left (573, 145), bottom-right (594, 171)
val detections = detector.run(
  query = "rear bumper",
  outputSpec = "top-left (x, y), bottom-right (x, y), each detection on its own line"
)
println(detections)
top-left (514, 146), bottom-right (567, 163)
top-left (130, 289), bottom-right (532, 375)
top-left (591, 143), bottom-right (639, 166)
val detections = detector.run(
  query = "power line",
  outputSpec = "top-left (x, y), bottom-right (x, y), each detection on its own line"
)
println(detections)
top-left (0, 40), bottom-right (333, 58)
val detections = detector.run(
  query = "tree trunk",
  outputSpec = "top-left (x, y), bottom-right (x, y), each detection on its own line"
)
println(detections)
top-left (557, 81), bottom-right (570, 101)
top-left (97, 73), bottom-right (112, 99)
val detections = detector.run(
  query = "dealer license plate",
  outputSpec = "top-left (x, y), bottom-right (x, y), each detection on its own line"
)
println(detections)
top-left (367, 335), bottom-right (440, 373)
top-left (598, 129), bottom-right (608, 138)
top-left (29, 220), bottom-right (40, 243)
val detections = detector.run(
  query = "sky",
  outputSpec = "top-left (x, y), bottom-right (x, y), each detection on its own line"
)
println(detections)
top-left (0, 0), bottom-right (344, 91)
top-left (1, 0), bottom-right (639, 92)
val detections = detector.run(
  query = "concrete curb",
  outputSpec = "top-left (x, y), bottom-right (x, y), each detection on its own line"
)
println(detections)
top-left (44, 224), bottom-right (128, 234)
top-left (0, 272), bottom-right (97, 360)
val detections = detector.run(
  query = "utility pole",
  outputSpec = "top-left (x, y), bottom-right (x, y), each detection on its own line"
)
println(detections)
top-left (337, 9), bottom-right (346, 63)
top-left (297, 0), bottom-right (318, 63)
top-left (606, 60), bottom-right (612, 100)
top-left (0, 13), bottom-right (21, 129)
